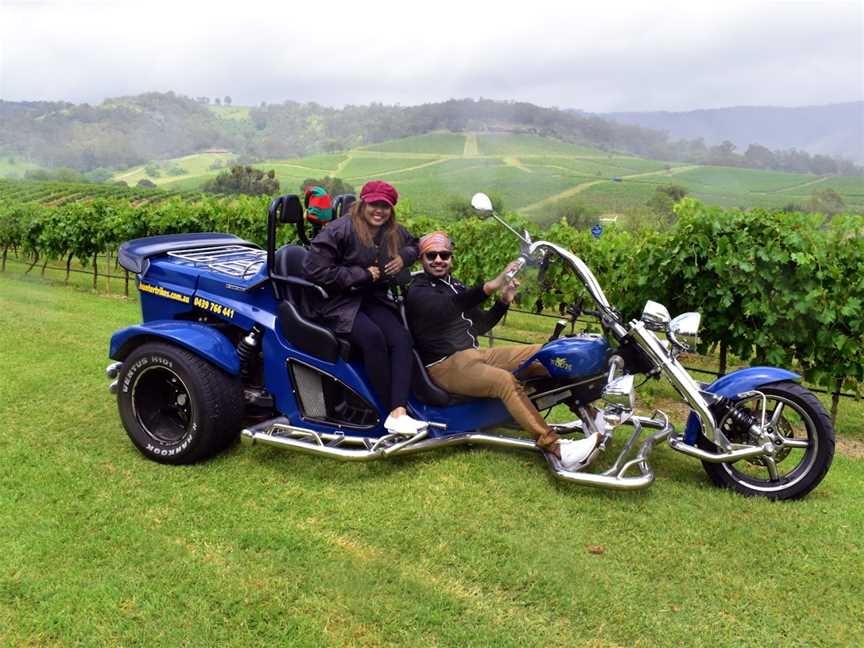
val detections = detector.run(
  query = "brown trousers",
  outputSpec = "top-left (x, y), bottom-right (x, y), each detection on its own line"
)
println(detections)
top-left (427, 344), bottom-right (560, 452)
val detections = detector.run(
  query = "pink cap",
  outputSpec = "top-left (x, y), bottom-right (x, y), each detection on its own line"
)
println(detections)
top-left (360, 180), bottom-right (399, 207)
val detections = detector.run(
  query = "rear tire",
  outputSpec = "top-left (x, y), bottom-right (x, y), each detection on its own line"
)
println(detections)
top-left (698, 381), bottom-right (834, 500)
top-left (117, 342), bottom-right (243, 464)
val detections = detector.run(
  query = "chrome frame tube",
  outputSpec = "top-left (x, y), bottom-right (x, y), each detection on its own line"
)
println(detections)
top-left (546, 414), bottom-right (673, 490)
top-left (601, 417), bottom-right (643, 476)
top-left (242, 413), bottom-right (674, 492)
top-left (668, 435), bottom-right (770, 463)
top-left (524, 239), bottom-right (729, 451)
top-left (240, 418), bottom-right (539, 462)
top-left (626, 320), bottom-right (729, 450)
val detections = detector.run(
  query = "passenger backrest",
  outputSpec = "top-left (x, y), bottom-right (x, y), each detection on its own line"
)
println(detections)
top-left (273, 245), bottom-right (308, 303)
top-left (272, 245), bottom-right (349, 362)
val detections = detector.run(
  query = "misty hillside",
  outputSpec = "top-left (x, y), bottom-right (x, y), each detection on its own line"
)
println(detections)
top-left (0, 93), bottom-right (860, 176)
top-left (602, 102), bottom-right (864, 163)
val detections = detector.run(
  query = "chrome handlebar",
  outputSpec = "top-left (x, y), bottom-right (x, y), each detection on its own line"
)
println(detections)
top-left (527, 240), bottom-right (628, 338)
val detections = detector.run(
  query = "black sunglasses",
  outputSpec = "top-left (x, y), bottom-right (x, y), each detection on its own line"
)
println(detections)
top-left (424, 251), bottom-right (452, 261)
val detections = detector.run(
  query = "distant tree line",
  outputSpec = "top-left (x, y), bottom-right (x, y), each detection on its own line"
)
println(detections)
top-left (1, 94), bottom-right (860, 176)
top-left (688, 140), bottom-right (860, 176)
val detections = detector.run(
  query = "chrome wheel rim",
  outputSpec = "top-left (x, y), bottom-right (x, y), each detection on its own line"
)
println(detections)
top-left (718, 393), bottom-right (818, 493)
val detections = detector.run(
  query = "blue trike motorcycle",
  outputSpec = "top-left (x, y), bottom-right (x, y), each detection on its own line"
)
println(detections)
top-left (106, 192), bottom-right (834, 499)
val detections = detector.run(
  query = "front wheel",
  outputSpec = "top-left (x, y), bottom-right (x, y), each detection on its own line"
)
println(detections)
top-left (698, 381), bottom-right (834, 500)
top-left (117, 342), bottom-right (244, 464)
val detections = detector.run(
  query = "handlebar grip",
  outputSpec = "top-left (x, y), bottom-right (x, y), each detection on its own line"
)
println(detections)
top-left (505, 257), bottom-right (527, 280)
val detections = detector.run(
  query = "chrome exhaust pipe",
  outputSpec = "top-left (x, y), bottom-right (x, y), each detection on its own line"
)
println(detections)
top-left (242, 414), bottom-right (673, 492)
top-left (668, 435), bottom-right (769, 463)
top-left (242, 418), bottom-right (537, 462)
top-left (106, 362), bottom-right (122, 394)
top-left (546, 417), bottom-right (673, 491)
top-left (241, 428), bottom-right (384, 461)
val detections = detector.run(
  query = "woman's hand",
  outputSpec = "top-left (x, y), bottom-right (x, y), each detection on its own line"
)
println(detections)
top-left (367, 266), bottom-right (381, 281)
top-left (384, 255), bottom-right (404, 276)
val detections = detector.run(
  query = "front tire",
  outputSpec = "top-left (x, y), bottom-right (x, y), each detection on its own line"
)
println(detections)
top-left (117, 342), bottom-right (243, 464)
top-left (698, 381), bottom-right (834, 500)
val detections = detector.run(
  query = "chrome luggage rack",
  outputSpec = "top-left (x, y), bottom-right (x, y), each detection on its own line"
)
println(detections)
top-left (167, 244), bottom-right (267, 279)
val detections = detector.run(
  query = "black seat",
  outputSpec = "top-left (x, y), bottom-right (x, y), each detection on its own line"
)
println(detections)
top-left (273, 245), bottom-right (315, 304)
top-left (274, 245), bottom-right (463, 405)
top-left (410, 350), bottom-right (468, 406)
top-left (273, 245), bottom-right (350, 363)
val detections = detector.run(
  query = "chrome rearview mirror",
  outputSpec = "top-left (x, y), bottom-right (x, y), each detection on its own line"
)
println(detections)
top-left (668, 312), bottom-right (701, 351)
top-left (471, 191), bottom-right (533, 246)
top-left (471, 192), bottom-right (494, 216)
top-left (641, 300), bottom-right (671, 330)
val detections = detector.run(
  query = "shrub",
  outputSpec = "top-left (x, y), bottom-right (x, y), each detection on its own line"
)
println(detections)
top-left (204, 166), bottom-right (280, 196)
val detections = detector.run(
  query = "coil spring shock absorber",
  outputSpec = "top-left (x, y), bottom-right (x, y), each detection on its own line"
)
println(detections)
top-left (716, 395), bottom-right (760, 439)
top-left (237, 325), bottom-right (263, 380)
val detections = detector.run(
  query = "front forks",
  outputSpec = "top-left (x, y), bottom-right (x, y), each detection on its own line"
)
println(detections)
top-left (627, 320), bottom-right (732, 451)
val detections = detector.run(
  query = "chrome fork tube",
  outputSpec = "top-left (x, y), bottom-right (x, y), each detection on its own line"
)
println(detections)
top-left (627, 321), bottom-right (729, 450)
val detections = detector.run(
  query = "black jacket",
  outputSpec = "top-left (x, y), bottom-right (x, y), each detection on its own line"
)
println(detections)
top-left (302, 217), bottom-right (419, 334)
top-left (406, 272), bottom-right (509, 365)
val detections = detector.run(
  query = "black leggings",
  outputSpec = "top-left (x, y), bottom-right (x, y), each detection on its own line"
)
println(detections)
top-left (347, 300), bottom-right (413, 412)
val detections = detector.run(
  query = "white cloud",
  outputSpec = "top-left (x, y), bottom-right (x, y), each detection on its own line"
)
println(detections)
top-left (1, 0), bottom-right (861, 110)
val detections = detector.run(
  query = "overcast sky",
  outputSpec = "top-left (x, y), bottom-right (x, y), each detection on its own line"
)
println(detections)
top-left (1, 0), bottom-right (862, 112)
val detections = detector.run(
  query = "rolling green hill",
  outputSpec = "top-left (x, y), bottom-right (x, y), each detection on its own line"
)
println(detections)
top-left (113, 151), bottom-right (235, 187)
top-left (105, 131), bottom-right (863, 220)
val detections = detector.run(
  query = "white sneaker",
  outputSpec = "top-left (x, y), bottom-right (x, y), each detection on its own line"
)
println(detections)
top-left (559, 433), bottom-right (601, 470)
top-left (384, 414), bottom-right (427, 436)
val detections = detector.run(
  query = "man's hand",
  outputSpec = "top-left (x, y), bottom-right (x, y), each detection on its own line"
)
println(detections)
top-left (384, 255), bottom-right (404, 276)
top-left (500, 278), bottom-right (520, 304)
top-left (484, 260), bottom-right (521, 294)
top-left (367, 266), bottom-right (381, 281)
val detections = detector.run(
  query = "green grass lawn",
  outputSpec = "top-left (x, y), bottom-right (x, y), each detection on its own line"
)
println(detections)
top-left (1, 271), bottom-right (862, 647)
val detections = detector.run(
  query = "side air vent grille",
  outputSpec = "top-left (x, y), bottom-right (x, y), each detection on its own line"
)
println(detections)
top-left (292, 363), bottom-right (327, 418)
top-left (288, 360), bottom-right (380, 429)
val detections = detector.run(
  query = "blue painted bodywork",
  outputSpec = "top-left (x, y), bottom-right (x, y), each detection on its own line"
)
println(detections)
top-left (111, 234), bottom-right (620, 440)
top-left (683, 366), bottom-right (800, 444)
top-left (110, 321), bottom-right (241, 375)
top-left (519, 335), bottom-right (611, 379)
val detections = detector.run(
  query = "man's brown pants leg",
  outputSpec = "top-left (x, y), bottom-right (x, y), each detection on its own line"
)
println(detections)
top-left (427, 345), bottom-right (560, 453)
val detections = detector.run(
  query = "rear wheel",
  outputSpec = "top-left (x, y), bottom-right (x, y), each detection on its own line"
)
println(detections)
top-left (117, 342), bottom-right (243, 464)
top-left (698, 382), bottom-right (834, 500)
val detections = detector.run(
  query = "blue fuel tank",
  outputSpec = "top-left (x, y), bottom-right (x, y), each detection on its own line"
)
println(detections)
top-left (521, 334), bottom-right (611, 379)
